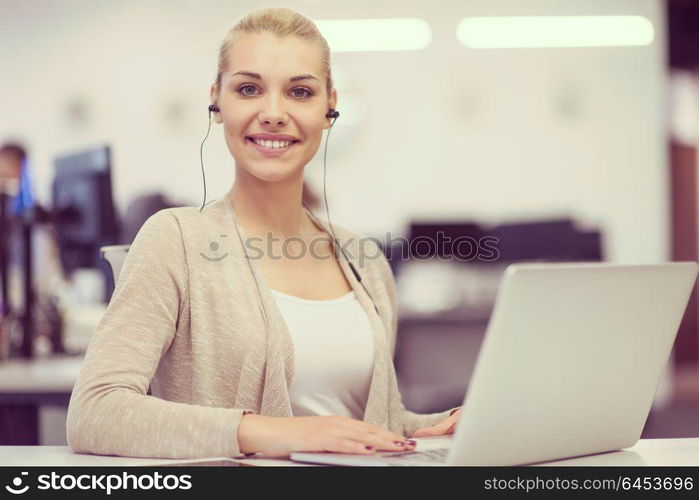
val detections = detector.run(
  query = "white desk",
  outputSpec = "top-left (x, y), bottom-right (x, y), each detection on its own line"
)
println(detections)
top-left (1, 438), bottom-right (698, 467)
top-left (0, 355), bottom-right (82, 398)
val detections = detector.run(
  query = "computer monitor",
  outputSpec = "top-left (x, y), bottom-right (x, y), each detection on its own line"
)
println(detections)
top-left (52, 145), bottom-right (119, 277)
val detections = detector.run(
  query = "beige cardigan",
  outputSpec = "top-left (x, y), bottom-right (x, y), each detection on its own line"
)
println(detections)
top-left (66, 195), bottom-right (457, 459)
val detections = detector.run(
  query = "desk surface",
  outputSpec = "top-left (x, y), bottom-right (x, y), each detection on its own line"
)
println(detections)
top-left (0, 355), bottom-right (82, 393)
top-left (1, 438), bottom-right (697, 467)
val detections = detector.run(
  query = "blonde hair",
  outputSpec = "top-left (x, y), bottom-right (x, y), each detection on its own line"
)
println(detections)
top-left (214, 7), bottom-right (333, 97)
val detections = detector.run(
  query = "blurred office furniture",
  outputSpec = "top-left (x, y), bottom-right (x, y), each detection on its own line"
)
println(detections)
top-left (58, 246), bottom-right (129, 353)
top-left (100, 245), bottom-right (129, 286)
top-left (0, 355), bottom-right (81, 445)
top-left (491, 219), bottom-right (602, 262)
top-left (0, 190), bottom-right (36, 359)
top-left (4, 145), bottom-right (118, 359)
top-left (668, 0), bottom-right (699, 69)
top-left (2, 158), bottom-right (41, 359)
top-left (394, 217), bottom-right (603, 413)
top-left (1, 156), bottom-right (69, 361)
top-left (408, 221), bottom-right (485, 259)
top-left (0, 193), bottom-right (11, 319)
top-left (52, 145), bottom-right (119, 304)
top-left (389, 221), bottom-right (486, 277)
top-left (668, 0), bottom-right (699, 407)
top-left (670, 141), bottom-right (698, 369)
top-left (667, 0), bottom-right (699, 439)
top-left (61, 245), bottom-right (127, 353)
top-left (0, 191), bottom-right (15, 360)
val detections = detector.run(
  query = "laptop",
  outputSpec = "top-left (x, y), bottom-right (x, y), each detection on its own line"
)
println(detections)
top-left (291, 262), bottom-right (698, 466)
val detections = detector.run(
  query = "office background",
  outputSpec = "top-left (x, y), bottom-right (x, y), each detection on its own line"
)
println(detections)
top-left (1, 0), bottom-right (698, 446)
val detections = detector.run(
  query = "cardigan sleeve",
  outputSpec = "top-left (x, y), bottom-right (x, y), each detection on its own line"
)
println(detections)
top-left (376, 249), bottom-right (461, 437)
top-left (66, 210), bottom-right (253, 459)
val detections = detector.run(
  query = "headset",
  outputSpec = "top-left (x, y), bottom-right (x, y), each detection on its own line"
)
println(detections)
top-left (200, 102), bottom-right (379, 313)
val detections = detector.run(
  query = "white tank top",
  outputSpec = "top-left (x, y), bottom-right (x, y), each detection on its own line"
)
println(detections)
top-left (271, 289), bottom-right (375, 419)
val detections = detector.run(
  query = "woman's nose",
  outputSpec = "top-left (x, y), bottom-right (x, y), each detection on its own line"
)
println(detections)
top-left (261, 115), bottom-right (286, 127)
top-left (258, 96), bottom-right (288, 127)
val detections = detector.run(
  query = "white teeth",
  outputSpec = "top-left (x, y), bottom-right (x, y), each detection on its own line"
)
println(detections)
top-left (252, 138), bottom-right (293, 149)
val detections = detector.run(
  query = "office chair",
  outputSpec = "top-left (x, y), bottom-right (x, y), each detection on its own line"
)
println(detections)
top-left (99, 244), bottom-right (130, 285)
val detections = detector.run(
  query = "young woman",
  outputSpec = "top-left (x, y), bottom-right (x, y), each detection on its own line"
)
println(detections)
top-left (66, 7), bottom-right (460, 459)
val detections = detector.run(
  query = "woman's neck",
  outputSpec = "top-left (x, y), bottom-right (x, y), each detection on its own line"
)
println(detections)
top-left (228, 172), bottom-right (315, 238)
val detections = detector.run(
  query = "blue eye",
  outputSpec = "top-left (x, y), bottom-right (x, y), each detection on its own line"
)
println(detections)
top-left (237, 84), bottom-right (258, 97)
top-left (291, 87), bottom-right (314, 99)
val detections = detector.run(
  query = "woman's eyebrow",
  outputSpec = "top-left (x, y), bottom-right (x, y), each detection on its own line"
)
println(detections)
top-left (231, 70), bottom-right (319, 82)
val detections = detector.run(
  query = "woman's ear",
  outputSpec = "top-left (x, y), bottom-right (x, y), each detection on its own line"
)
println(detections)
top-left (325, 87), bottom-right (338, 129)
top-left (209, 84), bottom-right (223, 124)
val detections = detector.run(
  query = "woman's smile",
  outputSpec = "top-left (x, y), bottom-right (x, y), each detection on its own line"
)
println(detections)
top-left (246, 136), bottom-right (300, 157)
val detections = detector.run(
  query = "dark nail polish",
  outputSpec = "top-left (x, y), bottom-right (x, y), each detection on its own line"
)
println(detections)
top-left (406, 440), bottom-right (416, 446)
top-left (365, 445), bottom-right (374, 450)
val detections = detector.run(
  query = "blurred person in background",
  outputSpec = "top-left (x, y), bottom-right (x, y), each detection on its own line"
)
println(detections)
top-left (0, 141), bottom-right (68, 357)
top-left (0, 142), bottom-right (23, 325)
top-left (67, 7), bottom-right (460, 460)
top-left (0, 143), bottom-right (23, 198)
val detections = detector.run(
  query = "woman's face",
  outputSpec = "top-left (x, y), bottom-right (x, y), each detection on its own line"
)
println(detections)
top-left (212, 32), bottom-right (336, 184)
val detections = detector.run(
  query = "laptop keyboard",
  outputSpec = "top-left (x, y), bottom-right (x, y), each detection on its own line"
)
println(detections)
top-left (380, 448), bottom-right (449, 465)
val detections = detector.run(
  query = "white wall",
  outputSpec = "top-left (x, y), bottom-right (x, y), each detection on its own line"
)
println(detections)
top-left (0, 0), bottom-right (668, 262)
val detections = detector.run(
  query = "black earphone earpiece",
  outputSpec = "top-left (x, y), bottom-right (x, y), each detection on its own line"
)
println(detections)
top-left (208, 104), bottom-right (220, 113)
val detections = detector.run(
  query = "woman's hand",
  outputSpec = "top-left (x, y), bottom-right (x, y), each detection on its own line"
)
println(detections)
top-left (412, 408), bottom-right (462, 438)
top-left (237, 414), bottom-right (416, 458)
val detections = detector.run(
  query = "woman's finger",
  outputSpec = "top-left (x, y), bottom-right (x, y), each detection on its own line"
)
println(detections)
top-left (413, 415), bottom-right (458, 437)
